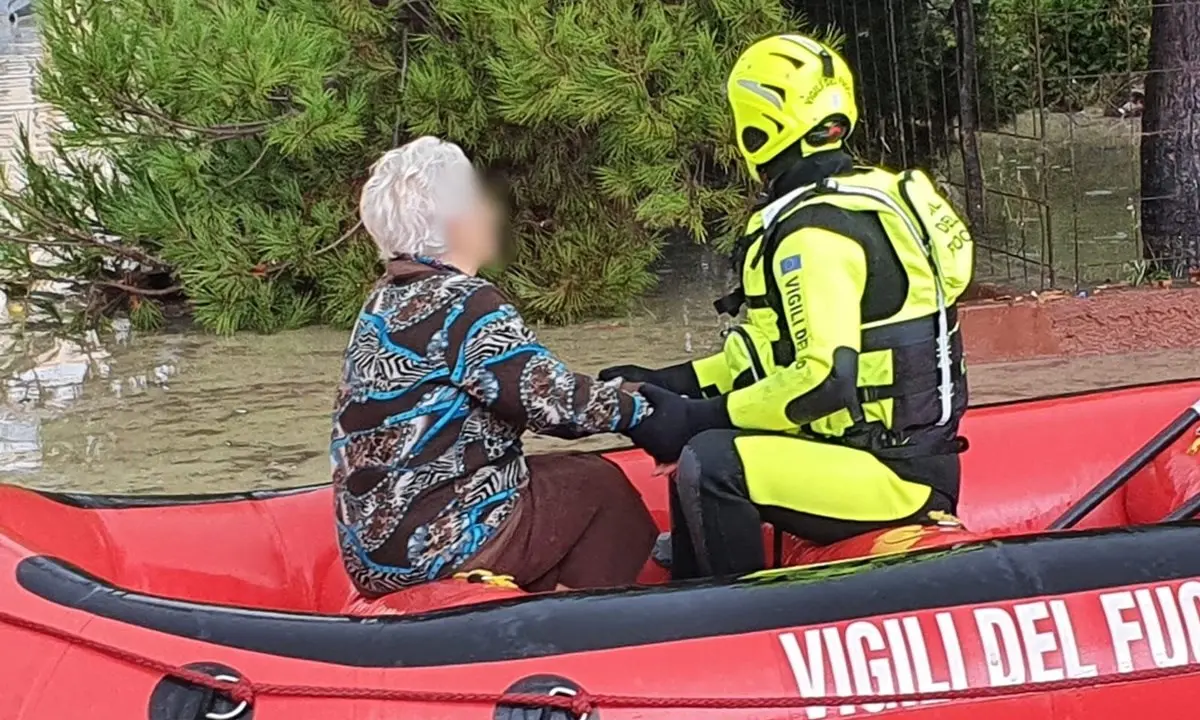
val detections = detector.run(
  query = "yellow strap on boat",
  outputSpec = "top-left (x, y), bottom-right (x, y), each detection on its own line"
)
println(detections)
top-left (1188, 435), bottom-right (1200, 456)
top-left (926, 510), bottom-right (964, 528)
top-left (453, 569), bottom-right (519, 590)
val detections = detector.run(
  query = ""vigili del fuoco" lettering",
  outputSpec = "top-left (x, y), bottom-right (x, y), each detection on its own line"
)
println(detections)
top-left (783, 274), bottom-right (808, 351)
top-left (778, 580), bottom-right (1200, 718)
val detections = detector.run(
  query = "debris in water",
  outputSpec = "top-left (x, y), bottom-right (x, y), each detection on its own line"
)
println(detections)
top-left (1034, 290), bottom-right (1068, 304)
top-left (112, 318), bottom-right (132, 345)
top-left (152, 364), bottom-right (175, 388)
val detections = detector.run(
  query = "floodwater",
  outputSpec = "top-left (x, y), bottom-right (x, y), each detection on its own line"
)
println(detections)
top-left (2, 19), bottom-right (1198, 494)
top-left (0, 241), bottom-right (741, 491)
top-left (5, 299), bottom-right (1200, 494)
top-left (967, 112), bottom-right (1151, 289)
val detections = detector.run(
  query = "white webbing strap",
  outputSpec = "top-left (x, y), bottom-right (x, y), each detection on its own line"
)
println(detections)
top-left (760, 182), bottom-right (819, 231)
top-left (821, 179), bottom-right (955, 426)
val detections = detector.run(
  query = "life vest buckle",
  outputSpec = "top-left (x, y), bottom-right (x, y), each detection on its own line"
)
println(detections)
top-left (924, 510), bottom-right (964, 528)
top-left (713, 289), bottom-right (746, 317)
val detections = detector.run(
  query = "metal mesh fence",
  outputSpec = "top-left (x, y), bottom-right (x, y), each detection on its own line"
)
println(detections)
top-left (795, 0), bottom-right (1199, 292)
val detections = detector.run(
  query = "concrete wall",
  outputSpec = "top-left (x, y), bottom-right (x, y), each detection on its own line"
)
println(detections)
top-left (962, 288), bottom-right (1200, 364)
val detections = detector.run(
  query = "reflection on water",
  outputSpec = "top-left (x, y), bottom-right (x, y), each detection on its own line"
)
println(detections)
top-left (0, 316), bottom-right (180, 478)
top-left (3, 334), bottom-right (108, 473)
top-left (0, 18), bottom-right (50, 164)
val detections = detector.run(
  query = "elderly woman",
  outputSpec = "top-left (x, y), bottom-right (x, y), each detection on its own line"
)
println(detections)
top-left (332, 137), bottom-right (658, 596)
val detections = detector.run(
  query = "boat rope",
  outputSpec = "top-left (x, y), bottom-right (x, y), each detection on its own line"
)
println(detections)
top-left (5, 607), bottom-right (1200, 714)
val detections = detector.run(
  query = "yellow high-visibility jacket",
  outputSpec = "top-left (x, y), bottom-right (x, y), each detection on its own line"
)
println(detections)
top-left (696, 167), bottom-right (973, 455)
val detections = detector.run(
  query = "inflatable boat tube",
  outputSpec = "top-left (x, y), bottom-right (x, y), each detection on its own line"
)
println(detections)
top-left (3, 379), bottom-right (1200, 719)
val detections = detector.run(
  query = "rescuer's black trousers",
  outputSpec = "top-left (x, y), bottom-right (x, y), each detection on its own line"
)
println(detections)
top-left (668, 429), bottom-right (959, 580)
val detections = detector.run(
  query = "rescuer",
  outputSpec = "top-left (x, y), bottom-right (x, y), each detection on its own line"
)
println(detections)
top-left (603, 34), bottom-right (974, 579)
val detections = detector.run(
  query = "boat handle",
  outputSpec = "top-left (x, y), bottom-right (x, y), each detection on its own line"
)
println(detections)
top-left (205, 675), bottom-right (250, 720)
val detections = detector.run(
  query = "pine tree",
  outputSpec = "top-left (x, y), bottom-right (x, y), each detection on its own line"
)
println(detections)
top-left (406, 0), bottom-right (794, 321)
top-left (1, 0), bottom-right (399, 333)
top-left (0, 0), bottom-right (806, 331)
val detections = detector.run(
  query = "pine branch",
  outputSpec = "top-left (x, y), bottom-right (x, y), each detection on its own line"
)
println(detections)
top-left (2, 0), bottom-right (804, 330)
top-left (222, 142), bottom-right (272, 188)
top-left (393, 26), bottom-right (410, 146)
top-left (99, 280), bottom-right (182, 296)
top-left (112, 96), bottom-right (290, 140)
top-left (0, 191), bottom-right (170, 270)
top-left (313, 220), bottom-right (364, 258)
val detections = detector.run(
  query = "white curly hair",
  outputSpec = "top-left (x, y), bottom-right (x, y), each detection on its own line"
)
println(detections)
top-left (359, 136), bottom-right (480, 260)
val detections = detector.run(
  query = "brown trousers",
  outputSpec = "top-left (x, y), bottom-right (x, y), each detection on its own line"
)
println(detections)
top-left (465, 453), bottom-right (657, 591)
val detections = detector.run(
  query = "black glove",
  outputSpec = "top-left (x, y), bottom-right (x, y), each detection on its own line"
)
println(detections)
top-left (599, 362), bottom-right (703, 398)
top-left (626, 384), bottom-right (731, 463)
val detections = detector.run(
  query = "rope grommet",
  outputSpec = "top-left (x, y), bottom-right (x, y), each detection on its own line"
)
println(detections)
top-left (205, 675), bottom-right (251, 720)
top-left (548, 686), bottom-right (592, 720)
top-left (147, 662), bottom-right (253, 720)
top-left (495, 675), bottom-right (597, 720)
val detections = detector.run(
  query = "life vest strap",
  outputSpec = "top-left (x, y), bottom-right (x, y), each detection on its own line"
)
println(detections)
top-left (858, 363), bottom-right (963, 404)
top-left (713, 289), bottom-right (773, 317)
top-left (835, 427), bottom-right (968, 458)
top-left (861, 307), bottom-right (958, 350)
top-left (713, 223), bottom-right (769, 317)
top-left (871, 435), bottom-right (969, 459)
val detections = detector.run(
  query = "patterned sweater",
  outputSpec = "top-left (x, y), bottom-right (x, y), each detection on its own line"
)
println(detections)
top-left (332, 257), bottom-right (649, 595)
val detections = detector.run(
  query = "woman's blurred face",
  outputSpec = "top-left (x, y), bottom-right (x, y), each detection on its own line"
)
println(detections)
top-left (445, 184), bottom-right (502, 270)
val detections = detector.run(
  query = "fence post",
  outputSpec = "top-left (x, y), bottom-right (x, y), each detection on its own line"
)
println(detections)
top-left (952, 0), bottom-right (986, 241)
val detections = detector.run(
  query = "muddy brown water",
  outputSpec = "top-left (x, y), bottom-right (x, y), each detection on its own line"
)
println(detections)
top-left (2, 20), bottom-right (1198, 494)
top-left (4, 297), bottom-right (1199, 494)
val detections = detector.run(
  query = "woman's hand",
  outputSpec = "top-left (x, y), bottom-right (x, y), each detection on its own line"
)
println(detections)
top-left (599, 364), bottom-right (656, 384)
top-left (600, 361), bottom-right (704, 399)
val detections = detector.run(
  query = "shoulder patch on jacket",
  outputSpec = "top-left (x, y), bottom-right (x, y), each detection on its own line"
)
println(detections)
top-left (780, 254), bottom-right (803, 275)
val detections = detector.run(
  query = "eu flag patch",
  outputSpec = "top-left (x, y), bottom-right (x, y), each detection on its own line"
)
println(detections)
top-left (780, 254), bottom-right (803, 274)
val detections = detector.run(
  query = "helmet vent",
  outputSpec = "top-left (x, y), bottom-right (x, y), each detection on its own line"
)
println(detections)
top-left (768, 52), bottom-right (805, 70)
top-left (761, 84), bottom-right (787, 102)
top-left (741, 127), bottom-right (769, 152)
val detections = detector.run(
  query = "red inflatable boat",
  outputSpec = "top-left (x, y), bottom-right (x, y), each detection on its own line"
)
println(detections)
top-left (4, 380), bottom-right (1200, 720)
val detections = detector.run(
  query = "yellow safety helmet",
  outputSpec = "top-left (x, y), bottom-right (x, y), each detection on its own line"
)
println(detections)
top-left (727, 34), bottom-right (858, 179)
